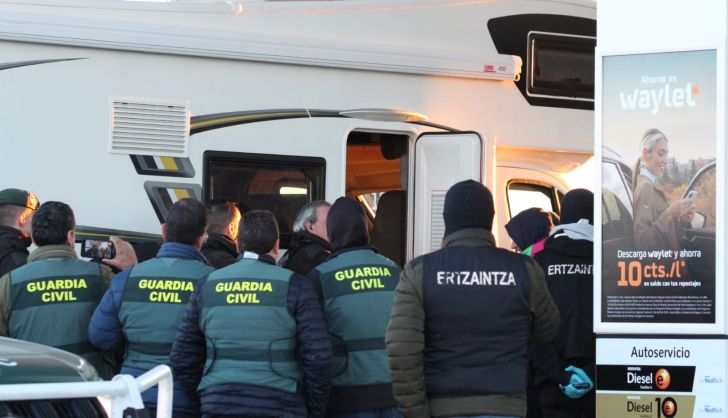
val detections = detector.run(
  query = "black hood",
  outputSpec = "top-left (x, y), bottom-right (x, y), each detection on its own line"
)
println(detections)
top-left (327, 197), bottom-right (369, 252)
top-left (504, 208), bottom-right (552, 250)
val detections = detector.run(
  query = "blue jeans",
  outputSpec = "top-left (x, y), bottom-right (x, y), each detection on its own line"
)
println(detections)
top-left (327, 407), bottom-right (402, 418)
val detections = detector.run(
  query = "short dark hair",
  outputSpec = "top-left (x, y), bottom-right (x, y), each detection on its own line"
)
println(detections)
top-left (0, 204), bottom-right (24, 226)
top-left (207, 199), bottom-right (239, 234)
top-left (32, 201), bottom-right (75, 246)
top-left (165, 198), bottom-right (208, 245)
top-left (239, 210), bottom-right (278, 255)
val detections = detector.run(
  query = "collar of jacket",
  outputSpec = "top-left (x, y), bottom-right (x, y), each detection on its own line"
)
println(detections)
top-left (0, 225), bottom-right (31, 249)
top-left (236, 252), bottom-right (277, 266)
top-left (156, 242), bottom-right (210, 265)
top-left (327, 245), bottom-right (377, 261)
top-left (290, 230), bottom-right (331, 251)
top-left (550, 220), bottom-right (594, 242)
top-left (28, 244), bottom-right (77, 263)
top-left (204, 232), bottom-right (238, 253)
top-left (443, 228), bottom-right (497, 248)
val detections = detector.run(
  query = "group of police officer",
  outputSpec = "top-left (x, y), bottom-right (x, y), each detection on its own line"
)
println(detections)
top-left (0, 180), bottom-right (595, 418)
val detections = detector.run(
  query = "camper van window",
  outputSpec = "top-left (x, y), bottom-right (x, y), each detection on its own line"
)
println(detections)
top-left (203, 151), bottom-right (325, 249)
top-left (507, 181), bottom-right (558, 218)
top-left (527, 32), bottom-right (596, 100)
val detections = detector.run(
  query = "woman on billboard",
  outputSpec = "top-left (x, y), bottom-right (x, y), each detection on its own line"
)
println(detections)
top-left (632, 128), bottom-right (694, 250)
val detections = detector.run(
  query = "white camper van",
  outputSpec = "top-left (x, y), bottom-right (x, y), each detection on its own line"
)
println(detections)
top-left (0, 0), bottom-right (595, 265)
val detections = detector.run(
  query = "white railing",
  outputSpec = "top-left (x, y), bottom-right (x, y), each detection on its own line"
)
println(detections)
top-left (0, 364), bottom-right (174, 418)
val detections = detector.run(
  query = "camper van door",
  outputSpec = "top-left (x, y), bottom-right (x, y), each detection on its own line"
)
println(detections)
top-left (412, 132), bottom-right (483, 258)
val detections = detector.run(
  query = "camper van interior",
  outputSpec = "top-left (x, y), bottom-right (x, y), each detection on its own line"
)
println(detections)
top-left (347, 131), bottom-right (410, 266)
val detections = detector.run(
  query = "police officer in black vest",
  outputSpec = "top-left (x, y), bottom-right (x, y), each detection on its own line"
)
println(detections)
top-left (307, 197), bottom-right (402, 417)
top-left (0, 201), bottom-right (115, 378)
top-left (532, 189), bottom-right (595, 418)
top-left (386, 180), bottom-right (560, 418)
top-left (89, 198), bottom-right (214, 417)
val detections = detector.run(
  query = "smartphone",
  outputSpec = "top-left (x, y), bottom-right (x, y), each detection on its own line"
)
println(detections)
top-left (686, 190), bottom-right (698, 200)
top-left (81, 239), bottom-right (116, 259)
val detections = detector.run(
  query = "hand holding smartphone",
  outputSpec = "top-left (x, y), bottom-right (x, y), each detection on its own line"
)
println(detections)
top-left (81, 239), bottom-right (116, 259)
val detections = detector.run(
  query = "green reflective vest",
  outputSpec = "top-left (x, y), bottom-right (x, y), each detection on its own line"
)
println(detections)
top-left (119, 257), bottom-right (213, 371)
top-left (199, 258), bottom-right (302, 393)
top-left (9, 258), bottom-right (105, 372)
top-left (314, 249), bottom-right (400, 387)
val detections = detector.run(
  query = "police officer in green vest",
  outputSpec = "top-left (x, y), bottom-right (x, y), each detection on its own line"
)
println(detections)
top-left (0, 201), bottom-right (115, 379)
top-left (171, 210), bottom-right (333, 418)
top-left (89, 198), bottom-right (214, 417)
top-left (307, 197), bottom-right (402, 417)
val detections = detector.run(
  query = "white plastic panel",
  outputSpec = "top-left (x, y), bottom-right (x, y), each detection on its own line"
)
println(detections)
top-left (413, 133), bottom-right (482, 257)
top-left (110, 98), bottom-right (190, 157)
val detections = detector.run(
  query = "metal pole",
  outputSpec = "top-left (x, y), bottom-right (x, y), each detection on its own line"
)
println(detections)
top-left (135, 365), bottom-right (174, 418)
top-left (0, 380), bottom-right (128, 401)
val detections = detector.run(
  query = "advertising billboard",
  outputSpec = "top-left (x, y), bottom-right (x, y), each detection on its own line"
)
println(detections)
top-left (598, 49), bottom-right (720, 333)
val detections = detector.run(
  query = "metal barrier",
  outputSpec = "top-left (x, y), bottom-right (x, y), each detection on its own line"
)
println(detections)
top-left (0, 364), bottom-right (174, 418)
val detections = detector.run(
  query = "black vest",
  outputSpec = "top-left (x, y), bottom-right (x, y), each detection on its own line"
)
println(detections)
top-left (533, 235), bottom-right (594, 362)
top-left (421, 244), bottom-right (531, 397)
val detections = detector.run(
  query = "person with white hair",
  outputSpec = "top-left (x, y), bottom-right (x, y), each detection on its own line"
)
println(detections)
top-left (632, 128), bottom-right (694, 251)
top-left (279, 200), bottom-right (331, 275)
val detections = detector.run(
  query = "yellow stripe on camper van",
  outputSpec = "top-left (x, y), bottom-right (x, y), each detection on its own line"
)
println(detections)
top-left (173, 188), bottom-right (190, 200)
top-left (159, 156), bottom-right (179, 171)
top-left (190, 112), bottom-right (303, 129)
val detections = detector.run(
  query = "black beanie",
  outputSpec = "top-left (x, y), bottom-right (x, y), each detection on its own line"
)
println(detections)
top-left (443, 180), bottom-right (494, 236)
top-left (559, 188), bottom-right (594, 225)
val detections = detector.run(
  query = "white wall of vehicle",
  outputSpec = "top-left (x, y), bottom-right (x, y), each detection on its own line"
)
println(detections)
top-left (0, 38), bottom-right (585, 237)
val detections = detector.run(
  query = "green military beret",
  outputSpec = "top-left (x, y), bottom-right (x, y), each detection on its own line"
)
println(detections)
top-left (0, 188), bottom-right (40, 210)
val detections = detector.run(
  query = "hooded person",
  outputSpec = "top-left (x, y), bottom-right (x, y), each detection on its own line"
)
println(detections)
top-left (532, 188), bottom-right (595, 418)
top-left (306, 197), bottom-right (402, 417)
top-left (385, 179), bottom-right (559, 418)
top-left (505, 208), bottom-right (554, 256)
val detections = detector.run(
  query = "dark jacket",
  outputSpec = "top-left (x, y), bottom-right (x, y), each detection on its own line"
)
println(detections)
top-left (385, 228), bottom-right (560, 418)
top-left (201, 232), bottom-right (238, 269)
top-left (171, 253), bottom-right (333, 418)
top-left (0, 225), bottom-right (30, 277)
top-left (88, 242), bottom-right (213, 413)
top-left (532, 223), bottom-right (595, 386)
top-left (279, 230), bottom-right (331, 276)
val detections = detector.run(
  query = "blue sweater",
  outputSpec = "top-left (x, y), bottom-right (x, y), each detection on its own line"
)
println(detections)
top-left (88, 242), bottom-right (212, 413)
top-left (170, 254), bottom-right (333, 417)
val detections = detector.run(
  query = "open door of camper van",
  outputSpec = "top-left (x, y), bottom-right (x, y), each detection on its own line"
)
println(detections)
top-left (413, 132), bottom-right (482, 258)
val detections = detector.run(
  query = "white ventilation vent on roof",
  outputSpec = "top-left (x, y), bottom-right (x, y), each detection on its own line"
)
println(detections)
top-left (429, 191), bottom-right (446, 252)
top-left (110, 98), bottom-right (190, 157)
